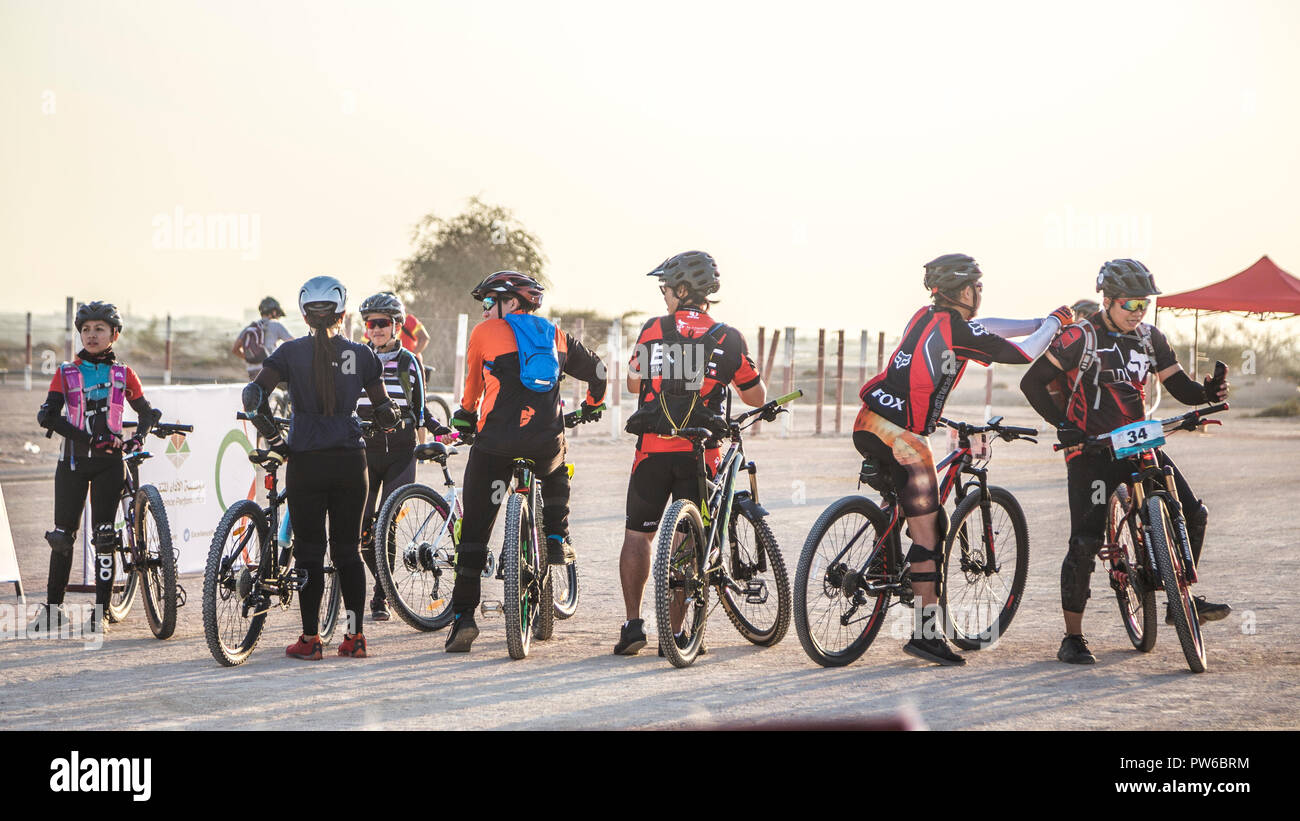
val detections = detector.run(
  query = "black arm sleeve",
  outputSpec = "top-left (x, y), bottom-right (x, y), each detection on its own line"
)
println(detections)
top-left (252, 362), bottom-right (282, 394)
top-left (563, 333), bottom-right (608, 406)
top-left (1020, 356), bottom-right (1067, 429)
top-left (1162, 369), bottom-right (1208, 405)
top-left (129, 396), bottom-right (157, 439)
top-left (37, 391), bottom-right (90, 443)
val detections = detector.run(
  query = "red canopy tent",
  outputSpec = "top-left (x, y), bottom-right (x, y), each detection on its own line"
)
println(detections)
top-left (1155, 255), bottom-right (1300, 380)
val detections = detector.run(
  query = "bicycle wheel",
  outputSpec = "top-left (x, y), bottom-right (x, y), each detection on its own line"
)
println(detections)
top-left (1107, 486), bottom-right (1156, 652)
top-left (106, 493), bottom-right (140, 623)
top-left (1147, 495), bottom-right (1206, 673)
top-left (317, 562), bottom-right (342, 643)
top-left (552, 561), bottom-right (579, 619)
top-left (203, 500), bottom-right (270, 666)
top-left (502, 492), bottom-right (538, 658)
top-left (425, 394), bottom-right (452, 429)
top-left (719, 505), bottom-right (790, 646)
top-left (653, 499), bottom-right (709, 668)
top-left (374, 483), bottom-right (455, 631)
top-left (793, 495), bottom-right (891, 667)
top-left (941, 486), bottom-right (1029, 650)
top-left (532, 499), bottom-right (555, 642)
top-left (135, 485), bottom-right (178, 639)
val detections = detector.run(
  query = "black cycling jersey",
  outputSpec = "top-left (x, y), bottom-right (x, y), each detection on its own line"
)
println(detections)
top-left (260, 335), bottom-right (384, 452)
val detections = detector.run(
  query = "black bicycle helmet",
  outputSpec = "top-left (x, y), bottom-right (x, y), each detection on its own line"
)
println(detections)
top-left (1096, 259), bottom-right (1161, 298)
top-left (358, 291), bottom-right (405, 319)
top-left (75, 301), bottom-right (123, 332)
top-left (1070, 299), bottom-right (1100, 316)
top-left (923, 253), bottom-right (982, 295)
top-left (648, 251), bottom-right (720, 297)
top-left (470, 271), bottom-right (545, 308)
top-left (258, 296), bottom-right (285, 318)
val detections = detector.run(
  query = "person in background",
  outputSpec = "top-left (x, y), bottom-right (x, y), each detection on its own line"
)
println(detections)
top-left (233, 297), bottom-right (294, 380)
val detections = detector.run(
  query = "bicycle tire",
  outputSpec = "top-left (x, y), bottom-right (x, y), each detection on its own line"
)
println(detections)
top-left (317, 562), bottom-right (342, 643)
top-left (532, 499), bottom-right (555, 642)
top-left (1107, 486), bottom-right (1156, 652)
top-left (719, 505), bottom-right (790, 646)
top-left (653, 499), bottom-right (709, 668)
top-left (502, 492), bottom-right (534, 659)
top-left (106, 492), bottom-right (140, 624)
top-left (941, 486), bottom-right (1029, 650)
top-left (136, 485), bottom-right (178, 639)
top-left (203, 500), bottom-right (270, 666)
top-left (425, 394), bottom-right (452, 428)
top-left (793, 495), bottom-right (891, 667)
top-left (374, 483), bottom-right (455, 631)
top-left (1147, 495), bottom-right (1206, 673)
top-left (552, 560), bottom-right (579, 619)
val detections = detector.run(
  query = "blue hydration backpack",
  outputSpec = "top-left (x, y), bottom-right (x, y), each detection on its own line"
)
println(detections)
top-left (504, 313), bottom-right (561, 392)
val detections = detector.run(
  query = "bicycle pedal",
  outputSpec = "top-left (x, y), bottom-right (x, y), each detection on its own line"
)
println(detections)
top-left (176, 585), bottom-right (188, 608)
top-left (480, 600), bottom-right (503, 616)
top-left (286, 568), bottom-right (309, 591)
top-left (744, 580), bottom-right (769, 605)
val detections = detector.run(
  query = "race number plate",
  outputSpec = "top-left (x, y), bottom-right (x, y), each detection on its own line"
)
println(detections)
top-left (1109, 420), bottom-right (1165, 457)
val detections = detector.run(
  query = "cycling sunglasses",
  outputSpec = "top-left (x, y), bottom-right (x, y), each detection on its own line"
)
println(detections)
top-left (365, 317), bottom-right (393, 330)
top-left (482, 296), bottom-right (498, 310)
top-left (1118, 298), bottom-right (1150, 312)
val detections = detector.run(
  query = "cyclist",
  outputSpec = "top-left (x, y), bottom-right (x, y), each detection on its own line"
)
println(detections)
top-left (1070, 299), bottom-right (1100, 323)
top-left (614, 251), bottom-right (768, 657)
top-left (31, 301), bottom-right (159, 635)
top-left (362, 292), bottom-right (430, 355)
top-left (444, 271), bottom-right (606, 653)
top-left (855, 253), bottom-right (1072, 666)
top-left (233, 297), bottom-right (294, 380)
top-left (354, 291), bottom-right (450, 621)
top-left (1019, 259), bottom-right (1231, 665)
top-left (242, 276), bottom-right (400, 660)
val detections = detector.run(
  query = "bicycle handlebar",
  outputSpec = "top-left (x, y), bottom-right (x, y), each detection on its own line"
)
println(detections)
top-left (937, 416), bottom-right (1038, 442)
top-left (122, 420), bottom-right (194, 438)
top-left (1052, 402), bottom-right (1229, 453)
top-left (236, 411), bottom-right (291, 428)
top-left (564, 402), bottom-right (608, 428)
top-left (734, 389), bottom-right (803, 426)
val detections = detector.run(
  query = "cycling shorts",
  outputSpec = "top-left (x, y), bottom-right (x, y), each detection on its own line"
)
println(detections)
top-left (624, 449), bottom-right (719, 533)
top-left (852, 407), bottom-right (939, 519)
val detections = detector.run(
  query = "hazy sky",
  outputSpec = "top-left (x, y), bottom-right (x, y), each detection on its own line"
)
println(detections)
top-left (3, 0), bottom-right (1298, 330)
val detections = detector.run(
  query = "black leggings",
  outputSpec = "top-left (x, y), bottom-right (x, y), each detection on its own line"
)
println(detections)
top-left (286, 448), bottom-right (368, 635)
top-left (361, 445), bottom-right (416, 599)
top-left (450, 443), bottom-right (570, 615)
top-left (49, 458), bottom-right (124, 606)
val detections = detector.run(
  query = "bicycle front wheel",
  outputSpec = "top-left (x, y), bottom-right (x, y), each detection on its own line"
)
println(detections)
top-left (941, 486), bottom-right (1029, 650)
top-left (317, 562), bottom-right (342, 643)
top-left (1148, 496), bottom-right (1206, 673)
top-left (1107, 486), bottom-right (1156, 652)
top-left (203, 500), bottom-right (270, 666)
top-left (719, 505), bottom-right (790, 646)
top-left (653, 499), bottom-right (709, 668)
top-left (375, 483), bottom-right (455, 631)
top-left (136, 485), bottom-right (178, 639)
top-left (794, 495), bottom-right (891, 667)
top-left (552, 561), bottom-right (579, 620)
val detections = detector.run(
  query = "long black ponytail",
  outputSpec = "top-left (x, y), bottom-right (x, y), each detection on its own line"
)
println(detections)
top-left (305, 310), bottom-right (342, 415)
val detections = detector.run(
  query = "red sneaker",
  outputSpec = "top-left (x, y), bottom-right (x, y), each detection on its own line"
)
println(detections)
top-left (337, 633), bottom-right (367, 658)
top-left (286, 634), bottom-right (323, 660)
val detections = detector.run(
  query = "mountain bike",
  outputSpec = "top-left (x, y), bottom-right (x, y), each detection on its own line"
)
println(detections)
top-left (103, 417), bottom-right (193, 639)
top-left (497, 404), bottom-right (605, 658)
top-left (201, 413), bottom-right (342, 666)
top-left (652, 391), bottom-right (800, 668)
top-left (1059, 401), bottom-right (1229, 673)
top-left (794, 415), bottom-right (1036, 667)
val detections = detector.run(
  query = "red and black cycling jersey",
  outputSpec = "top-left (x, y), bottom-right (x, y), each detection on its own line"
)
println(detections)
top-left (461, 318), bottom-right (606, 459)
top-left (859, 305), bottom-right (1037, 435)
top-left (628, 309), bottom-right (761, 455)
top-left (1049, 313), bottom-right (1177, 437)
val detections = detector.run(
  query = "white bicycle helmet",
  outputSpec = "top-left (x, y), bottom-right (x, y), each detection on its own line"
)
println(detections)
top-left (299, 275), bottom-right (347, 314)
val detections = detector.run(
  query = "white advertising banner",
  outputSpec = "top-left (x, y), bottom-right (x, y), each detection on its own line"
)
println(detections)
top-left (81, 384), bottom-right (259, 577)
top-left (0, 483), bottom-right (23, 589)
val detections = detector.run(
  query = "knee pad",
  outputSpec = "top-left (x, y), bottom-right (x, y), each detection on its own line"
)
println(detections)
top-left (455, 542), bottom-right (488, 574)
top-left (44, 528), bottom-right (76, 557)
top-left (1061, 535), bottom-right (1102, 612)
top-left (905, 543), bottom-right (943, 583)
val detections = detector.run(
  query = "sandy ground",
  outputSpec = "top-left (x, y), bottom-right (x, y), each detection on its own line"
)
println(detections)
top-left (1, 382), bottom-right (1298, 730)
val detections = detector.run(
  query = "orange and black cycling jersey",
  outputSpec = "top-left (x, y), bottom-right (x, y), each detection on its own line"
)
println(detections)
top-left (628, 310), bottom-right (761, 455)
top-left (461, 317), bottom-right (606, 458)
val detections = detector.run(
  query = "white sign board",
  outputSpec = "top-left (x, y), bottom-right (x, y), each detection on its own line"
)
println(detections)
top-left (0, 483), bottom-right (23, 590)
top-left (81, 384), bottom-right (258, 577)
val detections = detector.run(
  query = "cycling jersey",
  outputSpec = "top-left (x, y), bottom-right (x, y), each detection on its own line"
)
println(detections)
top-left (858, 306), bottom-right (1051, 436)
top-left (45, 357), bottom-right (147, 467)
top-left (260, 335), bottom-right (384, 452)
top-left (460, 317), bottom-right (606, 458)
top-left (1048, 313), bottom-right (1177, 438)
top-left (627, 310), bottom-right (761, 455)
top-left (357, 345), bottom-right (425, 452)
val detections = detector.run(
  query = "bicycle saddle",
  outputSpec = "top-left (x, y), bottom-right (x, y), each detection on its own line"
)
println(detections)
top-left (414, 442), bottom-right (456, 463)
